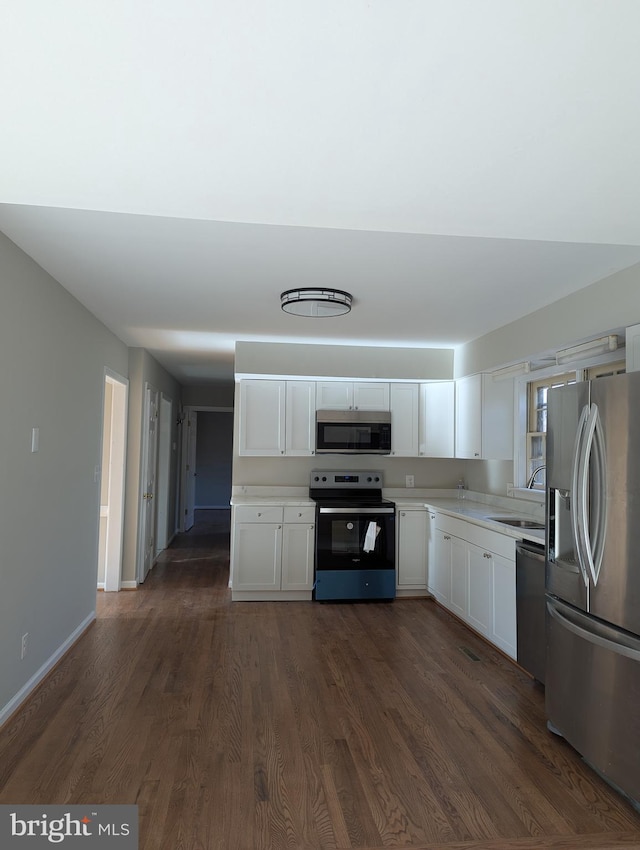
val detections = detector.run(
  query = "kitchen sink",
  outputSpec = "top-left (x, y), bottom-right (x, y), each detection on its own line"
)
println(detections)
top-left (485, 517), bottom-right (545, 530)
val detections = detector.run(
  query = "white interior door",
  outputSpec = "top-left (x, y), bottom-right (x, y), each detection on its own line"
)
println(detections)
top-left (184, 410), bottom-right (197, 530)
top-left (139, 385), bottom-right (159, 582)
top-left (155, 395), bottom-right (172, 553)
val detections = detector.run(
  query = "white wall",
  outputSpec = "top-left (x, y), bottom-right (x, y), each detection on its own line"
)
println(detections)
top-left (235, 341), bottom-right (454, 380)
top-left (456, 261), bottom-right (640, 377)
top-left (0, 230), bottom-right (129, 721)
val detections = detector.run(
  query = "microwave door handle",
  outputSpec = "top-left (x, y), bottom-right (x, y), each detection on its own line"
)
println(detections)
top-left (571, 404), bottom-right (590, 588)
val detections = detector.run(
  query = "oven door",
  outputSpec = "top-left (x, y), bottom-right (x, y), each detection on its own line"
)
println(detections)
top-left (316, 506), bottom-right (395, 571)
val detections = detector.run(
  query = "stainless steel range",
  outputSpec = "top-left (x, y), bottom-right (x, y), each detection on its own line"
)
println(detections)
top-left (310, 469), bottom-right (396, 601)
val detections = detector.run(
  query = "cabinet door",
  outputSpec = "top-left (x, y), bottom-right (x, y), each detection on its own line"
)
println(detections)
top-left (430, 528), bottom-right (452, 606)
top-left (238, 380), bottom-right (286, 456)
top-left (627, 324), bottom-right (640, 372)
top-left (396, 508), bottom-right (427, 587)
top-left (449, 535), bottom-right (468, 619)
top-left (455, 374), bottom-right (482, 459)
top-left (282, 522), bottom-right (315, 590)
top-left (491, 552), bottom-right (517, 658)
top-left (232, 523), bottom-right (282, 590)
top-left (420, 382), bottom-right (455, 457)
top-left (467, 542), bottom-right (493, 638)
top-left (426, 511), bottom-right (436, 592)
top-left (353, 382), bottom-right (390, 410)
top-left (286, 381), bottom-right (316, 455)
top-left (316, 382), bottom-right (353, 410)
top-left (390, 384), bottom-right (419, 456)
top-left (482, 374), bottom-right (514, 460)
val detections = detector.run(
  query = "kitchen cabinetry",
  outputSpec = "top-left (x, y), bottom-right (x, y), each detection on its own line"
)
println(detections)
top-left (455, 373), bottom-right (513, 460)
top-left (396, 506), bottom-right (427, 592)
top-left (231, 504), bottom-right (315, 600)
top-left (430, 526), bottom-right (452, 606)
top-left (285, 381), bottom-right (316, 455)
top-left (427, 509), bottom-right (517, 659)
top-left (238, 380), bottom-right (285, 456)
top-left (238, 379), bottom-right (316, 457)
top-left (419, 381), bottom-right (455, 457)
top-left (390, 384), bottom-right (419, 456)
top-left (315, 381), bottom-right (390, 410)
top-left (626, 324), bottom-right (640, 372)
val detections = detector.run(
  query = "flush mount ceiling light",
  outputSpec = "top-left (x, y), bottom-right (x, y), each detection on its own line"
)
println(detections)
top-left (280, 288), bottom-right (352, 317)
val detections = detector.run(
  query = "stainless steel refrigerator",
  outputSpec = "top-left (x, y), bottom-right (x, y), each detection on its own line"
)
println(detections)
top-left (546, 370), bottom-right (640, 808)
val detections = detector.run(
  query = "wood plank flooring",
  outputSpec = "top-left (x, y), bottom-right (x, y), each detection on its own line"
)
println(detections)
top-left (2, 509), bottom-right (640, 849)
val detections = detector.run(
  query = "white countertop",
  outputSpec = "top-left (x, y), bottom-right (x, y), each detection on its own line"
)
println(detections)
top-left (230, 487), bottom-right (545, 544)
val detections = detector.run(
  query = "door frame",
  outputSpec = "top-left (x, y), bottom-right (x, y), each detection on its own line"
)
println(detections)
top-left (137, 383), bottom-right (159, 584)
top-left (179, 405), bottom-right (233, 532)
top-left (100, 369), bottom-right (129, 592)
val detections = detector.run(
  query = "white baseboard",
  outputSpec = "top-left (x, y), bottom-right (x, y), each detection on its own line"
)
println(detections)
top-left (97, 581), bottom-right (105, 590)
top-left (120, 581), bottom-right (137, 589)
top-left (194, 505), bottom-right (231, 510)
top-left (0, 612), bottom-right (96, 729)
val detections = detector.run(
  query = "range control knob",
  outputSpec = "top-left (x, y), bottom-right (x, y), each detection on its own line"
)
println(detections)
top-left (367, 476), bottom-right (372, 482)
top-left (313, 475), bottom-right (320, 482)
top-left (322, 476), bottom-right (327, 482)
top-left (374, 476), bottom-right (380, 482)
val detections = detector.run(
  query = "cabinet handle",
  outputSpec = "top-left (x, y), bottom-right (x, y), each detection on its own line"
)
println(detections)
top-left (444, 535), bottom-right (451, 540)
top-left (474, 452), bottom-right (480, 457)
top-left (401, 511), bottom-right (406, 516)
top-left (483, 552), bottom-right (492, 558)
top-left (257, 512), bottom-right (262, 517)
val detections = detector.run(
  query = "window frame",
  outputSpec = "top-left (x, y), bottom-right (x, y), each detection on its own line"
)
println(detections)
top-left (512, 355), bottom-right (626, 499)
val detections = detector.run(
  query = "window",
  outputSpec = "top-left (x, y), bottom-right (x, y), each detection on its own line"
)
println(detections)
top-left (526, 372), bottom-right (576, 489)
top-left (524, 360), bottom-right (626, 490)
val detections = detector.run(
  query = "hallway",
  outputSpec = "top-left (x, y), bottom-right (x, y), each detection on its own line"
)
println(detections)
top-left (1, 513), bottom-right (640, 849)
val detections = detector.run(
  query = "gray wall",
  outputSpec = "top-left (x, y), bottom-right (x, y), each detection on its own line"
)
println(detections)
top-left (0, 230), bottom-right (129, 719)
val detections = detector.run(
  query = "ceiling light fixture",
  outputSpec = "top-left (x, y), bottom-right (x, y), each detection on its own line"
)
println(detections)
top-left (281, 288), bottom-right (352, 317)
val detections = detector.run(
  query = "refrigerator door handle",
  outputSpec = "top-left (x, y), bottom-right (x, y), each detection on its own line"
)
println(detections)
top-left (571, 404), bottom-right (590, 587)
top-left (547, 597), bottom-right (640, 662)
top-left (578, 403), bottom-right (607, 587)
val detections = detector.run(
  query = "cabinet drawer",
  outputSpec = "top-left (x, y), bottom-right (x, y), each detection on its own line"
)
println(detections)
top-left (434, 512), bottom-right (515, 560)
top-left (284, 505), bottom-right (316, 524)
top-left (234, 505), bottom-right (284, 524)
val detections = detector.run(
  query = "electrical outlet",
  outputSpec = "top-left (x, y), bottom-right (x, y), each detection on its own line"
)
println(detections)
top-left (405, 475), bottom-right (415, 488)
top-left (21, 633), bottom-right (28, 659)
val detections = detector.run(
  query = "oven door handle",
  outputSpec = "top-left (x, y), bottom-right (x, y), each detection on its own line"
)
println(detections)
top-left (318, 506), bottom-right (395, 515)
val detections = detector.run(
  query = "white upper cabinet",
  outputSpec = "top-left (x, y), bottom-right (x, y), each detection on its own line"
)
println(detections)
top-left (238, 380), bottom-right (286, 456)
top-left (626, 324), bottom-right (640, 372)
top-left (390, 383), bottom-right (419, 456)
top-left (419, 381), bottom-right (455, 457)
top-left (285, 381), bottom-right (316, 455)
top-left (316, 381), bottom-right (390, 410)
top-left (455, 374), bottom-right (513, 460)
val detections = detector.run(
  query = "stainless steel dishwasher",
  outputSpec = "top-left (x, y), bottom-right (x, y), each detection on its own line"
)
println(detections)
top-left (516, 539), bottom-right (546, 684)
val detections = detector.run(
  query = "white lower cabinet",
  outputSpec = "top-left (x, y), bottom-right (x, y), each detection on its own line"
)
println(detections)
top-left (429, 527), bottom-right (452, 606)
top-left (231, 504), bottom-right (315, 600)
top-left (428, 509), bottom-right (517, 659)
top-left (396, 507), bottom-right (428, 592)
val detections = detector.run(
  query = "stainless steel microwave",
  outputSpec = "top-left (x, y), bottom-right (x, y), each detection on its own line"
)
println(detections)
top-left (315, 410), bottom-right (392, 454)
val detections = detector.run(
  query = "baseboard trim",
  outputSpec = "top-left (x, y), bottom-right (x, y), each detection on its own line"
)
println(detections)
top-left (120, 581), bottom-right (137, 589)
top-left (97, 581), bottom-right (105, 590)
top-left (0, 611), bottom-right (96, 729)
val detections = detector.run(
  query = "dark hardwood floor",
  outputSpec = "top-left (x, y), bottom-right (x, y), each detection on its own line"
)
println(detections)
top-left (1, 508), bottom-right (640, 849)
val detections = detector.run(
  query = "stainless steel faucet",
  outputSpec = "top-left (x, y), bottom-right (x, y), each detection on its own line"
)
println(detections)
top-left (527, 465), bottom-right (546, 488)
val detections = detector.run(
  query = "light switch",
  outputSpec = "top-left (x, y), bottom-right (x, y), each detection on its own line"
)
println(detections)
top-left (31, 427), bottom-right (39, 453)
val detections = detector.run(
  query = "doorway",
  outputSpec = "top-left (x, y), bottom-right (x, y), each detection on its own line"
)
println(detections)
top-left (180, 406), bottom-right (233, 532)
top-left (97, 371), bottom-right (128, 592)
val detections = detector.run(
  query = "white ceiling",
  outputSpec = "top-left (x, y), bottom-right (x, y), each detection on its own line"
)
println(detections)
top-left (2, 1), bottom-right (640, 384)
